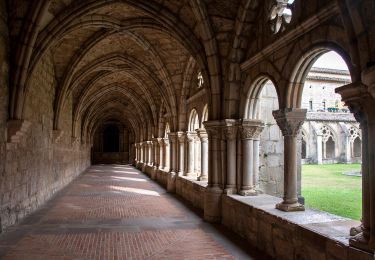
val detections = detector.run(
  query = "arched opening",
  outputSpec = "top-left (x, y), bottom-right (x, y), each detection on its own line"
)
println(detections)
top-left (301, 140), bottom-right (307, 159)
top-left (93, 121), bottom-right (129, 164)
top-left (103, 125), bottom-right (120, 152)
top-left (186, 109), bottom-right (201, 177)
top-left (244, 78), bottom-right (283, 197)
top-left (188, 109), bottom-right (200, 131)
top-left (353, 137), bottom-right (361, 158)
top-left (295, 50), bottom-right (362, 220)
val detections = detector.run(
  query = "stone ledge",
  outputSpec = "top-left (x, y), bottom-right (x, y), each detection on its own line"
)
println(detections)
top-left (222, 194), bottom-right (371, 259)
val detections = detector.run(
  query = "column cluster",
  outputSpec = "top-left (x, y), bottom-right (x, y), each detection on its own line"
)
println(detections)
top-left (336, 66), bottom-right (375, 253)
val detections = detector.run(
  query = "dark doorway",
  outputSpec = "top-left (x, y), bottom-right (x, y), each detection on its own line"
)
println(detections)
top-left (103, 125), bottom-right (119, 152)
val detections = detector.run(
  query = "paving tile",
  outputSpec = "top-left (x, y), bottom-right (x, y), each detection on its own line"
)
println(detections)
top-left (0, 165), bottom-right (268, 260)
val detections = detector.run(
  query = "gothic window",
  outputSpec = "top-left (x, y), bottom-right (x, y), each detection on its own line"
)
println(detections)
top-left (349, 126), bottom-right (361, 158)
top-left (321, 125), bottom-right (335, 159)
top-left (197, 71), bottom-right (204, 89)
top-left (270, 0), bottom-right (294, 34)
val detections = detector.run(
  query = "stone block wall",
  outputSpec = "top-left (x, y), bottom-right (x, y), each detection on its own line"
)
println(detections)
top-left (0, 51), bottom-right (90, 231)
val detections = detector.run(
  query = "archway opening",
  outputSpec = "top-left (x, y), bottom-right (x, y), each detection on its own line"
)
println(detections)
top-left (103, 125), bottom-right (120, 152)
top-left (298, 50), bottom-right (362, 220)
top-left (244, 79), bottom-right (283, 197)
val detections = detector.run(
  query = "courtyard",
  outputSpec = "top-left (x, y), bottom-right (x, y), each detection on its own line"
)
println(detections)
top-left (302, 163), bottom-right (362, 220)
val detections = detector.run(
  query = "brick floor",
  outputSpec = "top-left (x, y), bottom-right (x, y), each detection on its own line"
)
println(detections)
top-left (0, 165), bottom-right (268, 259)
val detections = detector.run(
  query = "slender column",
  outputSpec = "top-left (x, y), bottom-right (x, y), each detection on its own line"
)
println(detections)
top-left (253, 139), bottom-right (260, 190)
top-left (194, 136), bottom-right (200, 173)
top-left (147, 141), bottom-right (152, 165)
top-left (203, 121), bottom-right (224, 223)
top-left (167, 133), bottom-right (178, 192)
top-left (140, 142), bottom-right (144, 163)
top-left (186, 132), bottom-right (196, 177)
top-left (178, 132), bottom-right (186, 175)
top-left (316, 135), bottom-right (323, 164)
top-left (158, 138), bottom-right (164, 170)
top-left (239, 120), bottom-right (264, 196)
top-left (197, 129), bottom-right (208, 181)
top-left (152, 139), bottom-right (160, 167)
top-left (273, 109), bottom-right (306, 211)
top-left (345, 136), bottom-right (351, 162)
top-left (223, 123), bottom-right (237, 194)
top-left (163, 138), bottom-right (170, 171)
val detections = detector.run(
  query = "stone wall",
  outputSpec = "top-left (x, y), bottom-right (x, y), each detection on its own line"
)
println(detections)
top-left (0, 0), bottom-right (9, 232)
top-left (0, 51), bottom-right (90, 232)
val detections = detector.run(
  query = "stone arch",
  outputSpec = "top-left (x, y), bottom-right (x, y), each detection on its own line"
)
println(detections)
top-left (242, 75), bottom-right (281, 119)
top-left (188, 109), bottom-right (200, 132)
top-left (202, 104), bottom-right (208, 127)
top-left (286, 42), bottom-right (355, 108)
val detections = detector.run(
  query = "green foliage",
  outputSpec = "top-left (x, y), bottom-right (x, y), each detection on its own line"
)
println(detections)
top-left (302, 163), bottom-right (361, 220)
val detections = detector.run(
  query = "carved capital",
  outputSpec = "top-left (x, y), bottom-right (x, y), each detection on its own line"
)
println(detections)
top-left (272, 109), bottom-right (306, 137)
top-left (163, 138), bottom-right (169, 146)
top-left (224, 126), bottom-right (238, 140)
top-left (203, 120), bottom-right (224, 140)
top-left (186, 132), bottom-right (197, 142)
top-left (168, 132), bottom-right (178, 143)
top-left (240, 119), bottom-right (264, 140)
top-left (177, 132), bottom-right (186, 143)
top-left (157, 138), bottom-right (164, 145)
top-left (196, 128), bottom-right (208, 141)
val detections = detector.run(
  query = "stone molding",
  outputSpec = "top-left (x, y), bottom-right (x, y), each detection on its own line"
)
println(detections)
top-left (362, 65), bottom-right (375, 98)
top-left (52, 129), bottom-right (64, 144)
top-left (272, 109), bottom-right (307, 137)
top-left (7, 120), bottom-right (31, 144)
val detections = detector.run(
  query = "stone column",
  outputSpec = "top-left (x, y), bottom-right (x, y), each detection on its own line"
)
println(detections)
top-left (273, 108), bottom-right (306, 211)
top-left (336, 68), bottom-right (375, 253)
top-left (239, 119), bottom-right (264, 196)
top-left (194, 136), bottom-right (200, 173)
top-left (223, 122), bottom-right (237, 194)
top-left (158, 138), bottom-right (164, 170)
top-left (140, 142), bottom-right (144, 163)
top-left (316, 135), bottom-right (323, 164)
top-left (167, 133), bottom-right (178, 192)
top-left (345, 136), bottom-right (351, 163)
top-left (178, 132), bottom-right (186, 175)
top-left (151, 139), bottom-right (159, 179)
top-left (164, 138), bottom-right (170, 171)
top-left (203, 121), bottom-right (224, 223)
top-left (197, 129), bottom-right (208, 181)
top-left (147, 141), bottom-right (153, 165)
top-left (253, 139), bottom-right (260, 190)
top-left (186, 132), bottom-right (196, 177)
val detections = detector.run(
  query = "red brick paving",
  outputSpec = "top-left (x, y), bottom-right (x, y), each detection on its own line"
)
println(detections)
top-left (0, 165), bottom-right (265, 259)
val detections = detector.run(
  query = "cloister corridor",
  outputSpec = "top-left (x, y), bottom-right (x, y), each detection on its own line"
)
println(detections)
top-left (0, 165), bottom-right (265, 260)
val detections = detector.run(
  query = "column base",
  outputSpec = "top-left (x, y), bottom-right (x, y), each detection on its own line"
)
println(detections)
top-left (276, 202), bottom-right (305, 212)
top-left (197, 175), bottom-right (208, 181)
top-left (185, 172), bottom-right (196, 178)
top-left (204, 186), bottom-right (222, 223)
top-left (167, 171), bottom-right (176, 193)
top-left (349, 232), bottom-right (374, 253)
top-left (224, 187), bottom-right (237, 195)
top-left (350, 224), bottom-right (363, 236)
top-left (239, 189), bottom-right (257, 196)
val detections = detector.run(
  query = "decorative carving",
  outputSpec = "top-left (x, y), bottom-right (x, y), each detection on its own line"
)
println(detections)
top-left (186, 132), bottom-right (197, 142)
top-left (224, 126), bottom-right (237, 140)
top-left (273, 109), bottom-right (306, 137)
